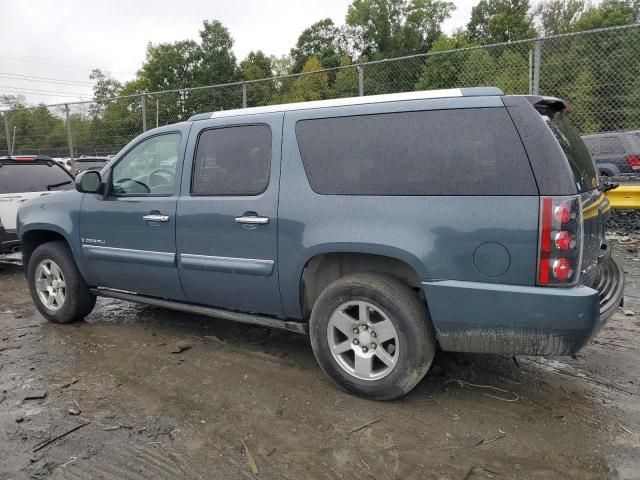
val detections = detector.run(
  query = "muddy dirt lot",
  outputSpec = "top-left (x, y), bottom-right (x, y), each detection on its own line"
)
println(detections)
top-left (1, 244), bottom-right (639, 480)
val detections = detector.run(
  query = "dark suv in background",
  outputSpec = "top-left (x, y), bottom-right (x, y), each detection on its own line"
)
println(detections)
top-left (17, 88), bottom-right (624, 400)
top-left (582, 131), bottom-right (640, 177)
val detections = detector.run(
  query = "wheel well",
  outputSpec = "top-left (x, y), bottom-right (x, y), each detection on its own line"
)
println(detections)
top-left (300, 253), bottom-right (422, 317)
top-left (21, 230), bottom-right (67, 268)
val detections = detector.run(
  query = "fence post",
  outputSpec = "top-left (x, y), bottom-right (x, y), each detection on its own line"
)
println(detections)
top-left (242, 82), bottom-right (248, 108)
top-left (532, 39), bottom-right (542, 95)
top-left (64, 104), bottom-right (74, 165)
top-left (358, 65), bottom-right (365, 97)
top-left (3, 111), bottom-right (11, 155)
top-left (141, 94), bottom-right (147, 132)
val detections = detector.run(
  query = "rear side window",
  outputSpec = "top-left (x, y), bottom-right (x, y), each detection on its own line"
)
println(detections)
top-left (295, 108), bottom-right (537, 196)
top-left (192, 125), bottom-right (271, 196)
top-left (0, 163), bottom-right (73, 193)
top-left (545, 113), bottom-right (598, 192)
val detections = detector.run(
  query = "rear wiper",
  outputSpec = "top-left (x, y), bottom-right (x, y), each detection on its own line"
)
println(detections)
top-left (46, 181), bottom-right (72, 191)
top-left (598, 181), bottom-right (619, 193)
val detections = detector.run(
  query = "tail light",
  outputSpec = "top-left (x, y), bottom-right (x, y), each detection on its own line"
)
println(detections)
top-left (625, 155), bottom-right (640, 171)
top-left (537, 195), bottom-right (583, 287)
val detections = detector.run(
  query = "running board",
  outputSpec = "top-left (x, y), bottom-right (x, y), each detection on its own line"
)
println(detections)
top-left (91, 288), bottom-right (308, 335)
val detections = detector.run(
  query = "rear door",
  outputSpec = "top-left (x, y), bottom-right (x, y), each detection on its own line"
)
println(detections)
top-left (176, 113), bottom-right (283, 316)
top-left (0, 160), bottom-right (73, 231)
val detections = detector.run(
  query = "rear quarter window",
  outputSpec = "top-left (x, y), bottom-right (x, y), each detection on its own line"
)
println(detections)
top-left (295, 108), bottom-right (537, 196)
top-left (0, 163), bottom-right (73, 194)
top-left (544, 113), bottom-right (598, 192)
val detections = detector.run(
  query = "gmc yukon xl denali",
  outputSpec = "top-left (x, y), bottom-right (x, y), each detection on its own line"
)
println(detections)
top-left (17, 88), bottom-right (625, 400)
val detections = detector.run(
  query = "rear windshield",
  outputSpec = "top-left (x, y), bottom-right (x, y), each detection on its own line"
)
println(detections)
top-left (0, 163), bottom-right (73, 194)
top-left (295, 108), bottom-right (537, 196)
top-left (545, 113), bottom-right (598, 192)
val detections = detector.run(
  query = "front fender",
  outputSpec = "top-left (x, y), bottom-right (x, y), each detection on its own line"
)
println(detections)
top-left (17, 191), bottom-right (85, 275)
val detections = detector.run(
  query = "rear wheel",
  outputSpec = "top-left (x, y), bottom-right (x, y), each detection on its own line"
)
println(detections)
top-left (27, 241), bottom-right (96, 323)
top-left (309, 273), bottom-right (436, 400)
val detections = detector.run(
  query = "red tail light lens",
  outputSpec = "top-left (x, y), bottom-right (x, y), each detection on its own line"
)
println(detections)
top-left (537, 195), bottom-right (582, 287)
top-left (626, 155), bottom-right (640, 171)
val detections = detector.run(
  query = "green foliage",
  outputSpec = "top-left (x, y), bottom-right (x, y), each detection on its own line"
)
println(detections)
top-left (416, 33), bottom-right (471, 89)
top-left (468, 0), bottom-right (536, 43)
top-left (533, 0), bottom-right (587, 35)
top-left (290, 19), bottom-right (346, 73)
top-left (347, 0), bottom-right (455, 57)
top-left (289, 57), bottom-right (329, 102)
top-left (494, 51), bottom-right (529, 93)
top-left (574, 0), bottom-right (638, 30)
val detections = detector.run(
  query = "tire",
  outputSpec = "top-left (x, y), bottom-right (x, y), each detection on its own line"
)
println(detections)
top-left (27, 241), bottom-right (96, 324)
top-left (309, 273), bottom-right (436, 400)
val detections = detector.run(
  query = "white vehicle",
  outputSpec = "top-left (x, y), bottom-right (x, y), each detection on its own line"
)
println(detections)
top-left (0, 156), bottom-right (75, 253)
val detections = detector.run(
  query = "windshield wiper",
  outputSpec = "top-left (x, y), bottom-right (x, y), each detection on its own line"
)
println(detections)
top-left (46, 180), bottom-right (72, 191)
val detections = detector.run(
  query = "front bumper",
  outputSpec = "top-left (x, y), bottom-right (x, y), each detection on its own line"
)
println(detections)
top-left (422, 256), bottom-right (625, 356)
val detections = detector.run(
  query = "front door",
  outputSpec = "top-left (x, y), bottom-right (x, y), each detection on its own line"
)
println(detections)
top-left (80, 128), bottom-right (188, 300)
top-left (176, 113), bottom-right (283, 316)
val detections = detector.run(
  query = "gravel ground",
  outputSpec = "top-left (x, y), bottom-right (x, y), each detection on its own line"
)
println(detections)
top-left (1, 243), bottom-right (639, 480)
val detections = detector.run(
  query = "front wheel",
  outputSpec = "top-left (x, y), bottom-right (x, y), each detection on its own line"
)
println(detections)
top-left (27, 241), bottom-right (96, 323)
top-left (309, 273), bottom-right (436, 400)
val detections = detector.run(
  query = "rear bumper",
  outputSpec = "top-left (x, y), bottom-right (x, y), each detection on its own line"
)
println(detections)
top-left (422, 257), bottom-right (624, 355)
top-left (0, 225), bottom-right (19, 254)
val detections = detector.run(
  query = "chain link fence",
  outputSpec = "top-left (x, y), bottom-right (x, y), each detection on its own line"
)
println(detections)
top-left (1, 24), bottom-right (639, 160)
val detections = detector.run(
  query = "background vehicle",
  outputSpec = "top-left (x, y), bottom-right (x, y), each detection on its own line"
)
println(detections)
top-left (17, 89), bottom-right (624, 400)
top-left (582, 131), bottom-right (640, 176)
top-left (71, 156), bottom-right (110, 175)
top-left (0, 156), bottom-right (74, 253)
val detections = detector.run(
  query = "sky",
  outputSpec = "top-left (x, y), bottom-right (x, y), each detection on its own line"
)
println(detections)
top-left (0, 0), bottom-right (476, 106)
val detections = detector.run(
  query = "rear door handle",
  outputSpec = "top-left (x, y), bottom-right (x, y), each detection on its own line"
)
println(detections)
top-left (235, 215), bottom-right (270, 225)
top-left (143, 214), bottom-right (170, 223)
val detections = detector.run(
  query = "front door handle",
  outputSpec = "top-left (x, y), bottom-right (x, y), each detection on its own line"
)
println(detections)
top-left (143, 214), bottom-right (170, 223)
top-left (235, 215), bottom-right (270, 225)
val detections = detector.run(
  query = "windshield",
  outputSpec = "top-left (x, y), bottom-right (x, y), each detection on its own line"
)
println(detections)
top-left (0, 163), bottom-right (73, 193)
top-left (544, 112), bottom-right (599, 192)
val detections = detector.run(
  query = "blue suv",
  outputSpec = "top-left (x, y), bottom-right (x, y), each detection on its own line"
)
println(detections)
top-left (17, 88), bottom-right (625, 400)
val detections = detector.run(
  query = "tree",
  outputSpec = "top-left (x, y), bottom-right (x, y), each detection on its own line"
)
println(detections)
top-left (195, 20), bottom-right (238, 86)
top-left (241, 51), bottom-right (275, 107)
top-left (290, 19), bottom-right (346, 73)
top-left (416, 32), bottom-right (471, 90)
top-left (467, 0), bottom-right (536, 43)
top-left (289, 57), bottom-right (329, 102)
top-left (329, 56), bottom-right (360, 98)
top-left (494, 51), bottom-right (529, 93)
top-left (574, 0), bottom-right (638, 31)
top-left (532, 0), bottom-right (587, 36)
top-left (346, 0), bottom-right (455, 58)
top-left (457, 48), bottom-right (497, 87)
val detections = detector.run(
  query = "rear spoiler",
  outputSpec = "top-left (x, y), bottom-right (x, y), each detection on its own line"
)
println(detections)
top-left (522, 95), bottom-right (572, 116)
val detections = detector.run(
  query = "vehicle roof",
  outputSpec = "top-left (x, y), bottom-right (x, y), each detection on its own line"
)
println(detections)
top-left (582, 130), bottom-right (640, 138)
top-left (188, 87), bottom-right (504, 121)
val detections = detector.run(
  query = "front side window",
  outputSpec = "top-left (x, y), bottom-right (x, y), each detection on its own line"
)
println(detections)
top-left (191, 125), bottom-right (271, 196)
top-left (111, 133), bottom-right (181, 196)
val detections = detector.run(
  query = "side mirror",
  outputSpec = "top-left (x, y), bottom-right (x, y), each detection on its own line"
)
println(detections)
top-left (75, 170), bottom-right (103, 194)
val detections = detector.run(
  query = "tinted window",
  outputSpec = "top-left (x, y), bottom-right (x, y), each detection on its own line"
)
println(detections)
top-left (112, 133), bottom-right (181, 196)
top-left (0, 163), bottom-right (73, 193)
top-left (295, 108), bottom-right (537, 196)
top-left (545, 113), bottom-right (598, 192)
top-left (598, 136), bottom-right (625, 154)
top-left (192, 125), bottom-right (271, 196)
